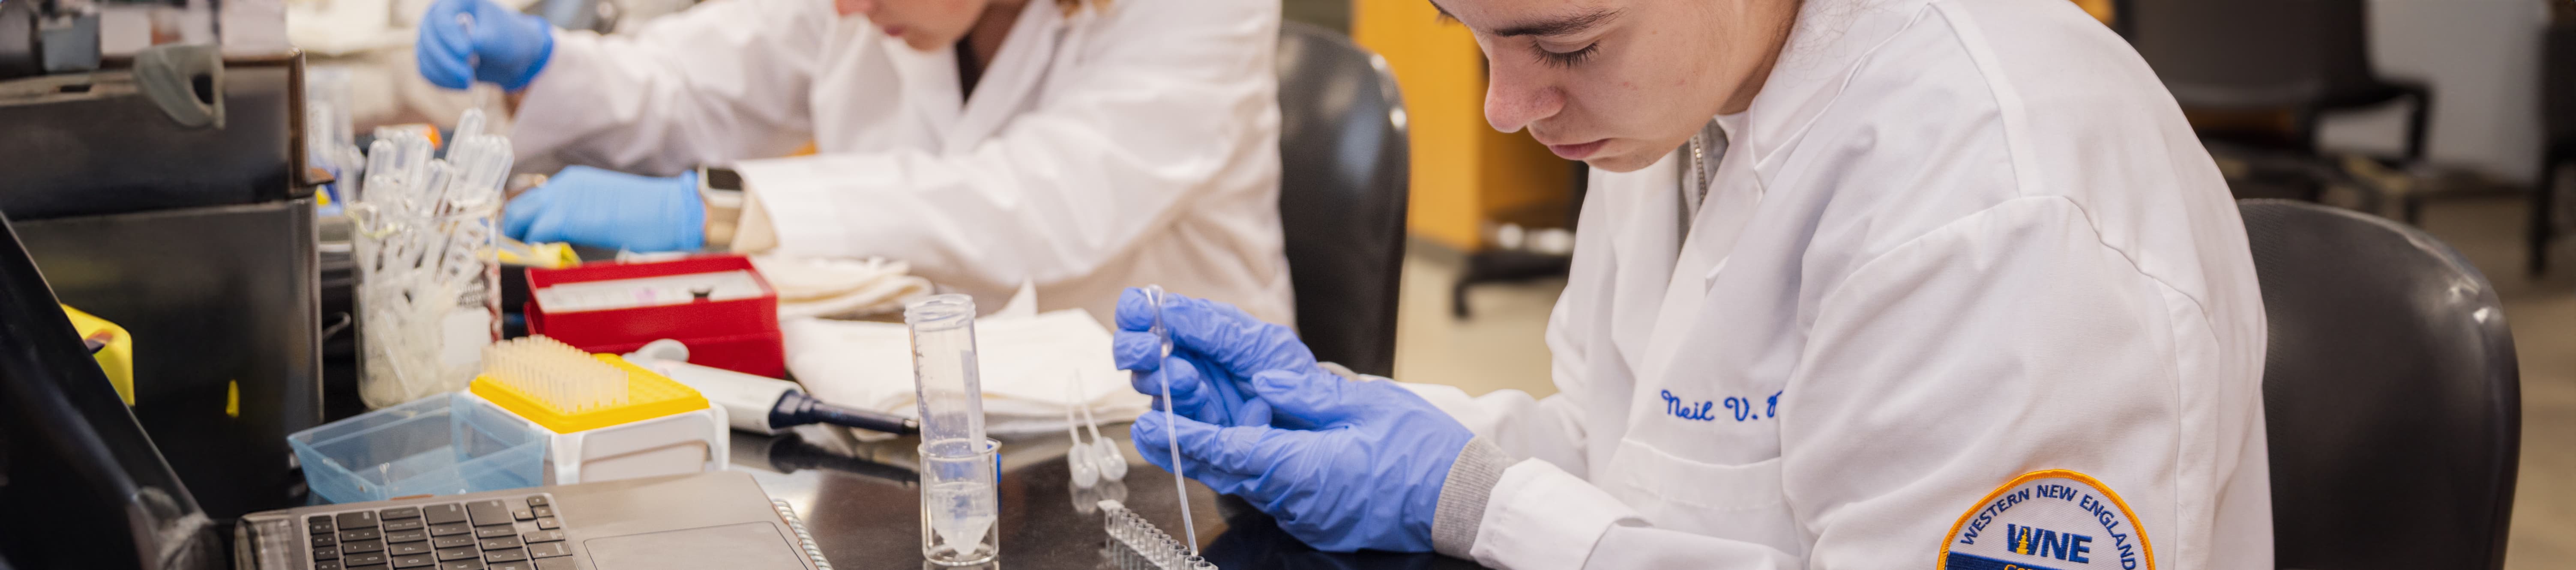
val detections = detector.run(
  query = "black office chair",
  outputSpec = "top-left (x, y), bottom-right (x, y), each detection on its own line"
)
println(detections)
top-left (2125, 0), bottom-right (2431, 213)
top-left (1274, 21), bottom-right (1411, 377)
top-left (2239, 199), bottom-right (2519, 570)
top-left (2530, 20), bottom-right (2576, 275)
top-left (0, 215), bottom-right (223, 569)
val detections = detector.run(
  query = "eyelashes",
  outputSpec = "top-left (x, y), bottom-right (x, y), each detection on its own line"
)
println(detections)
top-left (1536, 43), bottom-right (1600, 68)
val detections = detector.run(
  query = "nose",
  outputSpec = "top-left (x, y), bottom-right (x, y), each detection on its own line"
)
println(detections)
top-left (1484, 60), bottom-right (1564, 134)
top-left (839, 0), bottom-right (876, 16)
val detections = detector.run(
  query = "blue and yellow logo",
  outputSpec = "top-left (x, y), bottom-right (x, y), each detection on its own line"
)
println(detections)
top-left (1938, 470), bottom-right (2154, 570)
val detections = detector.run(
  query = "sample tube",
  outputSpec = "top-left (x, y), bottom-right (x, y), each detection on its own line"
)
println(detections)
top-left (917, 438), bottom-right (1001, 566)
top-left (908, 294), bottom-right (987, 446)
top-left (910, 295), bottom-right (997, 566)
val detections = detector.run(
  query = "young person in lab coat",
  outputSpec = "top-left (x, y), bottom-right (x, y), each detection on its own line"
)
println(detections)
top-left (414, 0), bottom-right (1294, 324)
top-left (1114, 0), bottom-right (2273, 567)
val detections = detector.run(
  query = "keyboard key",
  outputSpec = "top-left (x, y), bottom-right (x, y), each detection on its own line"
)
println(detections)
top-left (475, 525), bottom-right (517, 539)
top-left (385, 528), bottom-right (428, 543)
top-left (389, 541), bottom-right (432, 556)
top-left (341, 539), bottom-right (385, 554)
top-left (482, 548), bottom-right (527, 563)
top-left (432, 535), bottom-right (477, 549)
top-left (308, 516), bottom-right (336, 535)
top-left (429, 523), bottom-right (471, 537)
top-left (312, 534), bottom-right (338, 548)
top-left (346, 565), bottom-right (385, 570)
top-left (478, 536), bottom-right (522, 550)
top-left (534, 558), bottom-right (574, 570)
top-left (382, 519), bottom-right (425, 532)
top-left (316, 561), bottom-right (345, 570)
top-left (421, 504), bottom-right (468, 525)
top-left (436, 547), bottom-right (479, 561)
top-left (379, 507), bottom-right (421, 521)
top-left (389, 552), bottom-right (434, 567)
top-left (525, 542), bottom-right (571, 559)
top-left (313, 547), bottom-right (340, 560)
top-left (467, 500), bottom-right (513, 527)
top-left (519, 530), bottom-right (564, 544)
top-left (527, 507), bottom-right (553, 519)
top-left (339, 528), bottom-right (382, 542)
top-left (336, 511), bottom-right (380, 529)
top-left (523, 496), bottom-right (548, 507)
top-left (533, 518), bottom-right (558, 530)
top-left (487, 562), bottom-right (531, 570)
top-left (511, 509), bottom-right (534, 521)
top-left (345, 552), bottom-right (391, 566)
top-left (440, 561), bottom-right (486, 570)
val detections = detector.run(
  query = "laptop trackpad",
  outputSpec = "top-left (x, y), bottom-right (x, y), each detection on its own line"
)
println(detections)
top-left (583, 521), bottom-right (809, 570)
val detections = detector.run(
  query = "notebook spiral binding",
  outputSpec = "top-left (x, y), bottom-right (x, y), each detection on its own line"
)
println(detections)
top-left (772, 498), bottom-right (835, 570)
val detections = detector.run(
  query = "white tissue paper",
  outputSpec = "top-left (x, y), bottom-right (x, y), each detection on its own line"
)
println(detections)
top-left (785, 284), bottom-right (1150, 439)
top-left (749, 256), bottom-right (933, 319)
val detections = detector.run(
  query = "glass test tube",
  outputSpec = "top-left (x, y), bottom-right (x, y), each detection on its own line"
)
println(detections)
top-left (917, 438), bottom-right (1001, 566)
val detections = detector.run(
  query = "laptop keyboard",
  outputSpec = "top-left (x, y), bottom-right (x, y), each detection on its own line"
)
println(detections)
top-left (304, 494), bottom-right (570, 570)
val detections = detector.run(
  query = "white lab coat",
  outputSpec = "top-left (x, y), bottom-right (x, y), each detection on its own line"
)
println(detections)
top-left (505, 0), bottom-right (1295, 325)
top-left (1406, 0), bottom-right (2273, 567)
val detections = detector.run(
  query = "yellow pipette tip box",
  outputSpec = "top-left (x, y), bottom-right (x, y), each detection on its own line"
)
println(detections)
top-left (469, 354), bottom-right (710, 434)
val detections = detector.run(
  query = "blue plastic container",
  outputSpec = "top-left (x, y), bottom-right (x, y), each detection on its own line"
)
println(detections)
top-left (288, 392), bottom-right (546, 504)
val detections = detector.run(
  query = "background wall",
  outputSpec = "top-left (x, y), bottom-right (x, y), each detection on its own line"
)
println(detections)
top-left (1282, 0), bottom-right (1350, 32)
top-left (2319, 0), bottom-right (2552, 184)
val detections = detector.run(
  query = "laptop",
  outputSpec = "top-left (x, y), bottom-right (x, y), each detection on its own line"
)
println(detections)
top-left (0, 212), bottom-right (827, 570)
top-left (233, 472), bottom-right (827, 570)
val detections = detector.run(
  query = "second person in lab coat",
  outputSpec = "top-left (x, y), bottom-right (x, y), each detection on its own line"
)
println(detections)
top-left (416, 0), bottom-right (1294, 324)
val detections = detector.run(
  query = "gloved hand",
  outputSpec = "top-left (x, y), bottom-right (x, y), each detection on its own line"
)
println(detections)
top-left (1132, 368), bottom-right (1473, 553)
top-left (416, 0), bottom-right (556, 90)
top-left (503, 166), bottom-right (706, 252)
top-left (1114, 288), bottom-right (1327, 429)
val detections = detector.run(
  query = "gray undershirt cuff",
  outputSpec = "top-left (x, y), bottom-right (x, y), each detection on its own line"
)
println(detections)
top-left (1431, 437), bottom-right (1512, 559)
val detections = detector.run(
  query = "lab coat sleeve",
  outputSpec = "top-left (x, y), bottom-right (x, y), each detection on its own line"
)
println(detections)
top-left (729, 0), bottom-right (1276, 297)
top-left (1767, 196), bottom-right (2201, 569)
top-left (509, 0), bottom-right (830, 176)
top-left (1468, 197), bottom-right (2206, 570)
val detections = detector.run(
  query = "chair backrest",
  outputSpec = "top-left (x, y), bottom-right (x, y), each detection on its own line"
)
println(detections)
top-left (0, 215), bottom-right (219, 569)
top-left (1273, 21), bottom-right (1410, 376)
top-left (2239, 199), bottom-right (2519, 570)
top-left (2124, 0), bottom-right (2378, 110)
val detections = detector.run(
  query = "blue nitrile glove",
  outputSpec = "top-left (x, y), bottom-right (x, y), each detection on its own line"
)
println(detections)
top-left (1131, 369), bottom-right (1474, 553)
top-left (503, 166), bottom-right (705, 252)
top-left (1114, 288), bottom-right (1329, 429)
top-left (416, 0), bottom-right (556, 90)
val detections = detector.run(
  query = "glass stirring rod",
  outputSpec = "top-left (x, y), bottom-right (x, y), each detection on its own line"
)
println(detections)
top-left (1144, 285), bottom-right (1199, 556)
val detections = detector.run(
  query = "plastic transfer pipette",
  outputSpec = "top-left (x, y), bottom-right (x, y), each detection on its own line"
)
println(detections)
top-left (1142, 285), bottom-right (1198, 555)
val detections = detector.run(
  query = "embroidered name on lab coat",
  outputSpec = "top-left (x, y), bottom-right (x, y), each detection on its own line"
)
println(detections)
top-left (1659, 389), bottom-right (1781, 422)
top-left (1939, 470), bottom-right (2154, 570)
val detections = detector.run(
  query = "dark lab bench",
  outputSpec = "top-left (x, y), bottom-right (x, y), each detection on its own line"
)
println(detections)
top-left (729, 427), bottom-right (1491, 570)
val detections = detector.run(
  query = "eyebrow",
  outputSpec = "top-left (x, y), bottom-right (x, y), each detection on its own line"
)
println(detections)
top-left (1427, 1), bottom-right (1621, 38)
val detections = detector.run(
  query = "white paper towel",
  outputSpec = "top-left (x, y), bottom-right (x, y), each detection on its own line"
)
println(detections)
top-left (785, 308), bottom-right (1150, 439)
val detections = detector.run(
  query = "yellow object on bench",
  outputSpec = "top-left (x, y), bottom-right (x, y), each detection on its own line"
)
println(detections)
top-left (471, 346), bottom-right (708, 434)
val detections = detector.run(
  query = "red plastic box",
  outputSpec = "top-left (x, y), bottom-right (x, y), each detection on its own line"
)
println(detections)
top-left (524, 254), bottom-right (785, 377)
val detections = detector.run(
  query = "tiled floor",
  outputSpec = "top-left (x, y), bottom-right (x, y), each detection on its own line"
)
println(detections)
top-left (1390, 196), bottom-right (2572, 567)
